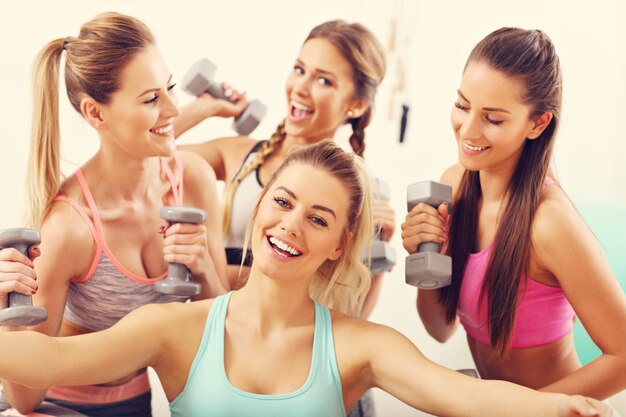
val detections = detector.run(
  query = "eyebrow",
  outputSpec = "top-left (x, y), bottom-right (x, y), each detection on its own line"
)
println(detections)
top-left (457, 90), bottom-right (511, 114)
top-left (275, 186), bottom-right (336, 219)
top-left (295, 59), bottom-right (337, 80)
top-left (136, 74), bottom-right (174, 98)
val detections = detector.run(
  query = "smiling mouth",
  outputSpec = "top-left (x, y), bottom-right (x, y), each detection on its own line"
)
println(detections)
top-left (289, 101), bottom-right (313, 122)
top-left (150, 124), bottom-right (173, 135)
top-left (268, 236), bottom-right (302, 257)
top-left (463, 142), bottom-right (491, 152)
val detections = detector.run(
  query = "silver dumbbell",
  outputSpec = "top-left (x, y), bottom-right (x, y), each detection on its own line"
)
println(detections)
top-left (363, 178), bottom-right (397, 274)
top-left (405, 181), bottom-right (452, 289)
top-left (154, 206), bottom-right (207, 297)
top-left (0, 228), bottom-right (48, 326)
top-left (182, 58), bottom-right (268, 135)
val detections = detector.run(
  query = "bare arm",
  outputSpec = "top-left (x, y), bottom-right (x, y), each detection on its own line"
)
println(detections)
top-left (2, 202), bottom-right (95, 412)
top-left (534, 190), bottom-right (626, 398)
top-left (364, 323), bottom-right (609, 417)
top-left (0, 303), bottom-right (171, 389)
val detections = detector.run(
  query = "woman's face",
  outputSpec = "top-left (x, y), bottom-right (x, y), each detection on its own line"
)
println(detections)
top-left (284, 38), bottom-right (362, 142)
top-left (251, 162), bottom-right (350, 282)
top-left (451, 60), bottom-right (538, 174)
top-left (98, 45), bottom-right (180, 158)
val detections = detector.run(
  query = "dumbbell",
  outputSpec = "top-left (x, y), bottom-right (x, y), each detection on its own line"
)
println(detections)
top-left (363, 178), bottom-right (397, 274)
top-left (405, 181), bottom-right (452, 289)
top-left (182, 58), bottom-right (268, 135)
top-left (0, 228), bottom-right (48, 326)
top-left (154, 206), bottom-right (207, 297)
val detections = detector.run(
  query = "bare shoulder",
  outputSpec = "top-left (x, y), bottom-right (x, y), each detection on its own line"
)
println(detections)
top-left (40, 179), bottom-right (97, 280)
top-left (440, 163), bottom-right (465, 190)
top-left (532, 182), bottom-right (579, 246)
top-left (331, 310), bottom-right (405, 349)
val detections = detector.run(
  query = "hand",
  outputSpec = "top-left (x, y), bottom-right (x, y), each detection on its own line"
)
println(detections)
top-left (372, 197), bottom-right (396, 242)
top-left (193, 82), bottom-right (250, 120)
top-left (161, 222), bottom-right (213, 277)
top-left (401, 201), bottom-right (449, 254)
top-left (0, 247), bottom-right (40, 309)
top-left (558, 394), bottom-right (612, 416)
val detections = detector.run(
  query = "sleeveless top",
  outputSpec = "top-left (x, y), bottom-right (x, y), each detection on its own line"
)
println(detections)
top-left (54, 155), bottom-right (187, 332)
top-left (457, 177), bottom-right (576, 348)
top-left (225, 140), bottom-right (266, 266)
top-left (170, 292), bottom-right (346, 417)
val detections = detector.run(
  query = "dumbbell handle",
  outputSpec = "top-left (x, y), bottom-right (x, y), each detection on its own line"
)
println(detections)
top-left (203, 82), bottom-right (231, 102)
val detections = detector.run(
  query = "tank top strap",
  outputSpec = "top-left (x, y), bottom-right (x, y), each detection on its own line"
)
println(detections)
top-left (160, 152), bottom-right (184, 206)
top-left (73, 169), bottom-right (107, 244)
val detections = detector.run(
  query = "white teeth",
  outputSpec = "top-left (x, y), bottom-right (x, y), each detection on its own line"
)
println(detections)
top-left (151, 124), bottom-right (173, 135)
top-left (269, 236), bottom-right (301, 256)
top-left (463, 142), bottom-right (489, 152)
top-left (291, 101), bottom-right (312, 111)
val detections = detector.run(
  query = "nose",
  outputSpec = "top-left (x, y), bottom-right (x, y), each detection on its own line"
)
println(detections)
top-left (291, 74), bottom-right (312, 99)
top-left (161, 89), bottom-right (180, 118)
top-left (458, 112), bottom-right (482, 141)
top-left (280, 209), bottom-right (303, 237)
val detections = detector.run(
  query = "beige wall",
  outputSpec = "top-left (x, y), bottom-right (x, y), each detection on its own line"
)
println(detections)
top-left (1, 1), bottom-right (624, 415)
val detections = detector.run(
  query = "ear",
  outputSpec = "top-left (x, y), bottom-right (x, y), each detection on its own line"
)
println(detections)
top-left (346, 100), bottom-right (369, 120)
top-left (527, 111), bottom-right (553, 140)
top-left (80, 97), bottom-right (107, 130)
top-left (328, 231), bottom-right (352, 261)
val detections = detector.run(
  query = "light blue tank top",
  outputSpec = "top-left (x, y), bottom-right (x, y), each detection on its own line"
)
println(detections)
top-left (170, 292), bottom-right (347, 417)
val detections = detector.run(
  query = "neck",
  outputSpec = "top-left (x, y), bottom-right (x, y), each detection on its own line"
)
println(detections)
top-left (477, 156), bottom-right (520, 204)
top-left (85, 144), bottom-right (163, 202)
top-left (232, 266), bottom-right (315, 331)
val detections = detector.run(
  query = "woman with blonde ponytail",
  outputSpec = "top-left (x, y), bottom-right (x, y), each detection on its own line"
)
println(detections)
top-left (176, 19), bottom-right (393, 316)
top-left (1, 12), bottom-right (228, 416)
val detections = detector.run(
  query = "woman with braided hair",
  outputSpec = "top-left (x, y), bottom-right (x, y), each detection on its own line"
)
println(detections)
top-left (175, 20), bottom-right (394, 323)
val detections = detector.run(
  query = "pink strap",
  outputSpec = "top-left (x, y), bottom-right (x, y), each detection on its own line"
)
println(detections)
top-left (160, 152), bottom-right (184, 206)
top-left (52, 195), bottom-right (101, 283)
top-left (47, 371), bottom-right (151, 405)
top-left (74, 170), bottom-right (106, 239)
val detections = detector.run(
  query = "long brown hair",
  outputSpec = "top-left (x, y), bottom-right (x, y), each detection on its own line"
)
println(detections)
top-left (221, 20), bottom-right (386, 237)
top-left (25, 12), bottom-right (155, 228)
top-left (441, 28), bottom-right (562, 353)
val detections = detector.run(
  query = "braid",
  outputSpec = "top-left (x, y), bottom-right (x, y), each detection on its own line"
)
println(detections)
top-left (348, 108), bottom-right (371, 158)
top-left (221, 121), bottom-right (287, 237)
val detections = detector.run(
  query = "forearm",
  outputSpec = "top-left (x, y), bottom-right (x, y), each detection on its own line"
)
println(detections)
top-left (540, 353), bottom-right (626, 399)
top-left (468, 379), bottom-right (564, 417)
top-left (417, 289), bottom-right (458, 342)
top-left (192, 261), bottom-right (228, 300)
top-left (0, 331), bottom-right (60, 389)
top-left (174, 101), bottom-right (209, 138)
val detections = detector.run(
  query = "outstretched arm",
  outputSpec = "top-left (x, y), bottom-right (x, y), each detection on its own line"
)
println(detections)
top-left (0, 302), bottom-right (168, 389)
top-left (355, 322), bottom-right (609, 416)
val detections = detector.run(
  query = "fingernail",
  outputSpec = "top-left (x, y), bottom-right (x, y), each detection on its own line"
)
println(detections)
top-left (158, 225), bottom-right (166, 234)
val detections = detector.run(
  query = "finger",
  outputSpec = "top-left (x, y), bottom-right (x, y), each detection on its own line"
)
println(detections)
top-left (408, 202), bottom-right (441, 217)
top-left (28, 245), bottom-right (41, 261)
top-left (0, 279), bottom-right (38, 295)
top-left (0, 260), bottom-right (37, 280)
top-left (162, 222), bottom-right (206, 237)
top-left (0, 248), bottom-right (34, 267)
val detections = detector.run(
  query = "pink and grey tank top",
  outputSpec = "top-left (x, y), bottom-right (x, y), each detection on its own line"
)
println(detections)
top-left (54, 155), bottom-right (188, 332)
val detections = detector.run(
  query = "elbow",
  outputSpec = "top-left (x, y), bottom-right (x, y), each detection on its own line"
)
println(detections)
top-left (425, 325), bottom-right (454, 344)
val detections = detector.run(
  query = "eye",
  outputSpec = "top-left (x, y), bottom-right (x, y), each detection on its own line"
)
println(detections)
top-left (273, 197), bottom-right (291, 209)
top-left (316, 77), bottom-right (332, 87)
top-left (167, 83), bottom-right (177, 93)
top-left (454, 102), bottom-right (469, 111)
top-left (293, 65), bottom-right (304, 75)
top-left (485, 115), bottom-right (504, 126)
top-left (144, 95), bottom-right (159, 105)
top-left (310, 215), bottom-right (328, 227)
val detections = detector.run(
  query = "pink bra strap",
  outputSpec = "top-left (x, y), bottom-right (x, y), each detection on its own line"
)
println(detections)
top-left (74, 169), bottom-right (106, 240)
top-left (160, 152), bottom-right (184, 206)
